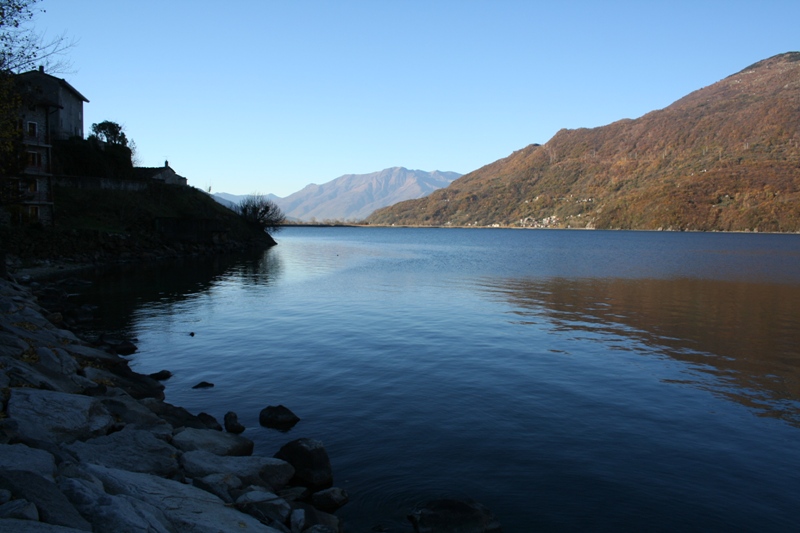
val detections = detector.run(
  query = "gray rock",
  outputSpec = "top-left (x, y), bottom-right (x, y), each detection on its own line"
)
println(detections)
top-left (224, 411), bottom-right (246, 434)
top-left (310, 486), bottom-right (349, 513)
top-left (277, 486), bottom-right (309, 502)
top-left (1, 356), bottom-right (83, 393)
top-left (86, 464), bottom-right (283, 533)
top-left (63, 342), bottom-right (125, 367)
top-left (193, 473), bottom-right (243, 503)
top-left (34, 346), bottom-right (79, 376)
top-left (290, 508), bottom-right (305, 533)
top-left (59, 472), bottom-right (172, 533)
top-left (0, 443), bottom-right (57, 481)
top-left (139, 398), bottom-right (211, 430)
top-left (0, 470), bottom-right (91, 531)
top-left (274, 438), bottom-right (333, 491)
top-left (304, 526), bottom-right (337, 533)
top-left (197, 412), bottom-right (223, 431)
top-left (235, 489), bottom-right (292, 525)
top-left (408, 499), bottom-right (502, 533)
top-left (0, 489), bottom-right (11, 504)
top-left (259, 405), bottom-right (300, 430)
top-left (98, 394), bottom-right (174, 439)
top-left (64, 427), bottom-right (180, 477)
top-left (0, 499), bottom-right (39, 521)
top-left (6, 388), bottom-right (114, 444)
top-left (181, 450), bottom-right (295, 490)
top-left (0, 519), bottom-right (89, 532)
top-left (0, 332), bottom-right (27, 358)
top-left (172, 426), bottom-right (254, 456)
top-left (290, 502), bottom-right (340, 533)
top-left (303, 524), bottom-right (339, 533)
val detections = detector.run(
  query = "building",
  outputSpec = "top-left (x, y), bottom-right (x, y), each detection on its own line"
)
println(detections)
top-left (12, 66), bottom-right (89, 224)
top-left (133, 161), bottom-right (188, 186)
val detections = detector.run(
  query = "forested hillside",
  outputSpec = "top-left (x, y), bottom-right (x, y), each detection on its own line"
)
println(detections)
top-left (369, 53), bottom-right (800, 232)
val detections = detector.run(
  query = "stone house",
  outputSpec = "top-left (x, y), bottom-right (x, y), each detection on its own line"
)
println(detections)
top-left (133, 161), bottom-right (188, 186)
top-left (12, 66), bottom-right (89, 224)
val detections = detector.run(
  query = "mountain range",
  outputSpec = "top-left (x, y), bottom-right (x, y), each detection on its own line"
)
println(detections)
top-left (214, 167), bottom-right (460, 222)
top-left (368, 52), bottom-right (800, 232)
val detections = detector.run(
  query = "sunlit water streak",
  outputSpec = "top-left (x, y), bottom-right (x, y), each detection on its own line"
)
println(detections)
top-left (75, 228), bottom-right (800, 532)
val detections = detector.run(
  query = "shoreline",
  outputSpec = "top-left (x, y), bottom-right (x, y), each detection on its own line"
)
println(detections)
top-left (0, 271), bottom-right (503, 532)
top-left (0, 274), bottom-right (349, 532)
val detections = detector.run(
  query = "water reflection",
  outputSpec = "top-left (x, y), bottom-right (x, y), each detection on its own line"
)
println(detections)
top-left (70, 249), bottom-right (283, 335)
top-left (479, 276), bottom-right (800, 425)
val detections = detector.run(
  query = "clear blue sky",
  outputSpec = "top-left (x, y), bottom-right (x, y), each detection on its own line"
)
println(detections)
top-left (38, 0), bottom-right (799, 197)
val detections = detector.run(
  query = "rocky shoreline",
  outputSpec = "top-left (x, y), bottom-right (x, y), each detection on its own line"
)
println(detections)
top-left (0, 270), bottom-right (503, 532)
top-left (0, 273), bottom-right (353, 532)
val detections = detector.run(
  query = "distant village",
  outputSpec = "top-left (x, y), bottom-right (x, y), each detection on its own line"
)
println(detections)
top-left (8, 67), bottom-right (188, 226)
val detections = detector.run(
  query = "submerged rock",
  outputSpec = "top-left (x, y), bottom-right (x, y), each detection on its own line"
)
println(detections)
top-left (148, 369), bottom-right (172, 381)
top-left (408, 499), bottom-right (502, 533)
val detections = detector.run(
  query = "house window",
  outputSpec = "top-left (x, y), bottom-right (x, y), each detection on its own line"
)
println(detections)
top-left (27, 152), bottom-right (42, 167)
top-left (27, 122), bottom-right (38, 138)
top-left (28, 206), bottom-right (39, 219)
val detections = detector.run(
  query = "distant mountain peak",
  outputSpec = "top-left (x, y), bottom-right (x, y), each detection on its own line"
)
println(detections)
top-left (272, 168), bottom-right (461, 222)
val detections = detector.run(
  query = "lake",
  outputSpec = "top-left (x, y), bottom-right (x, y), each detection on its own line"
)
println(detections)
top-left (74, 227), bottom-right (800, 532)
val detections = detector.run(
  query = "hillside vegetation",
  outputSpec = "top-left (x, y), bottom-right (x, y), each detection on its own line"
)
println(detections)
top-left (3, 183), bottom-right (275, 264)
top-left (368, 52), bottom-right (800, 232)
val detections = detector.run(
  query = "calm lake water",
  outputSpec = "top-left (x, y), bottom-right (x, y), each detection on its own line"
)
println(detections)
top-left (74, 227), bottom-right (800, 532)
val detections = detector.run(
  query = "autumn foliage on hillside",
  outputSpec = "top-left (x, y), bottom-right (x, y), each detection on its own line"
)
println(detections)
top-left (368, 52), bottom-right (800, 232)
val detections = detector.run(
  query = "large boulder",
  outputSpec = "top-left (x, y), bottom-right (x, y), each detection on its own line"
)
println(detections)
top-left (0, 470), bottom-right (91, 531)
top-left (407, 499), bottom-right (502, 533)
top-left (98, 394), bottom-right (174, 439)
top-left (139, 398), bottom-right (214, 430)
top-left (274, 438), bottom-right (333, 491)
top-left (0, 519), bottom-right (90, 532)
top-left (64, 427), bottom-right (180, 477)
top-left (0, 443), bottom-right (57, 481)
top-left (85, 464), bottom-right (284, 533)
top-left (181, 450), bottom-right (295, 490)
top-left (171, 426), bottom-right (254, 456)
top-left (5, 388), bottom-right (114, 444)
top-left (192, 473), bottom-right (243, 503)
top-left (58, 466), bottom-right (172, 533)
top-left (235, 489), bottom-right (292, 526)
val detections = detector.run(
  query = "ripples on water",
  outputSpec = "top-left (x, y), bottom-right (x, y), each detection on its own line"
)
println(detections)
top-left (74, 228), bottom-right (800, 532)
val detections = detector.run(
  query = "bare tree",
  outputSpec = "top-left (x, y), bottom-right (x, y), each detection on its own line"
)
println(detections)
top-left (238, 194), bottom-right (285, 235)
top-left (1, 0), bottom-right (76, 74)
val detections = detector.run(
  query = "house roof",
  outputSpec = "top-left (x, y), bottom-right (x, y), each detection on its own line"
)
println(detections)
top-left (16, 67), bottom-right (90, 104)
